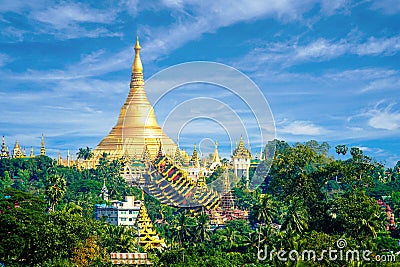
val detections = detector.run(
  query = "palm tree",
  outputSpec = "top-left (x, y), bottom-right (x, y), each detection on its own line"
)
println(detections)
top-left (63, 202), bottom-right (83, 216)
top-left (46, 173), bottom-right (66, 212)
top-left (172, 211), bottom-right (193, 248)
top-left (335, 144), bottom-right (348, 156)
top-left (101, 224), bottom-right (137, 253)
top-left (281, 198), bottom-right (309, 235)
top-left (77, 147), bottom-right (93, 168)
top-left (254, 194), bottom-right (277, 226)
top-left (221, 226), bottom-right (239, 250)
top-left (194, 213), bottom-right (210, 243)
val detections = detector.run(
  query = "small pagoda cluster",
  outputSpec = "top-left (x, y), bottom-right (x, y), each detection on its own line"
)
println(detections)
top-left (1, 135), bottom-right (77, 167)
top-left (1, 134), bottom-right (46, 159)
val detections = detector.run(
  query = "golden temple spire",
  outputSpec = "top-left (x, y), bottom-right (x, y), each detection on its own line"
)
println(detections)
top-left (57, 152), bottom-right (62, 165)
top-left (12, 141), bottom-right (22, 158)
top-left (132, 36), bottom-right (143, 73)
top-left (212, 140), bottom-right (221, 164)
top-left (30, 147), bottom-right (34, 158)
top-left (92, 36), bottom-right (178, 161)
top-left (190, 144), bottom-right (200, 168)
top-left (136, 190), bottom-right (166, 251)
top-left (40, 134), bottom-right (46, 156)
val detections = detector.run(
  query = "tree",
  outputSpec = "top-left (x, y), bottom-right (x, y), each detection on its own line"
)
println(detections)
top-left (0, 170), bottom-right (12, 190)
top-left (281, 198), bottom-right (309, 235)
top-left (77, 147), bottom-right (93, 169)
top-left (253, 194), bottom-right (277, 226)
top-left (331, 190), bottom-right (384, 242)
top-left (71, 235), bottom-right (104, 267)
top-left (172, 211), bottom-right (194, 248)
top-left (194, 213), bottom-right (210, 243)
top-left (46, 174), bottom-right (66, 211)
top-left (220, 226), bottom-right (240, 250)
top-left (335, 144), bottom-right (348, 156)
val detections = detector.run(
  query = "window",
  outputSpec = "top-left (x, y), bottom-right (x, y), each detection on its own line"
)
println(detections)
top-left (129, 218), bottom-right (133, 221)
top-left (121, 211), bottom-right (127, 214)
top-left (121, 218), bottom-right (127, 221)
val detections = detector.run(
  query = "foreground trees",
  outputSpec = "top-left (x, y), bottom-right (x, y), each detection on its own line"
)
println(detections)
top-left (0, 140), bottom-right (398, 266)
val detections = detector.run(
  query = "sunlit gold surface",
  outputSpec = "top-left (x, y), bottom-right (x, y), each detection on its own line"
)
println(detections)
top-left (92, 37), bottom-right (177, 161)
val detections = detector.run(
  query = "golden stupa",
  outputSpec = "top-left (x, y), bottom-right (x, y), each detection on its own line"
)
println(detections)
top-left (90, 37), bottom-right (177, 164)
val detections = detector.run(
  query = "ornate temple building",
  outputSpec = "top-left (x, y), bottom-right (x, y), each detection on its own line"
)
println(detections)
top-left (88, 37), bottom-right (177, 167)
top-left (232, 136), bottom-right (252, 182)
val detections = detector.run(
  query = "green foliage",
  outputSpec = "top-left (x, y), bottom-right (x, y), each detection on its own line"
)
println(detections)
top-left (0, 139), bottom-right (399, 266)
top-left (331, 190), bottom-right (384, 242)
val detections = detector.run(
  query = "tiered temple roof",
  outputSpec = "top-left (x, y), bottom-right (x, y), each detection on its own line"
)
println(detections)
top-left (136, 191), bottom-right (167, 251)
top-left (232, 136), bottom-right (252, 159)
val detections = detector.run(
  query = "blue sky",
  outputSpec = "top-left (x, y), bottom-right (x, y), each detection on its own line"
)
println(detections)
top-left (0, 0), bottom-right (399, 166)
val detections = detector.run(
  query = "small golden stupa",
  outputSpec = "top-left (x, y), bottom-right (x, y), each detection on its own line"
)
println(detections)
top-left (90, 37), bottom-right (177, 164)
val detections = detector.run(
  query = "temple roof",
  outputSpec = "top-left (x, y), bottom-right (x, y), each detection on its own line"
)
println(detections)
top-left (232, 136), bottom-right (251, 159)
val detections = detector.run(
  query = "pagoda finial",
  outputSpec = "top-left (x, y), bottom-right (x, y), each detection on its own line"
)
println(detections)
top-left (132, 36), bottom-right (143, 73)
top-left (156, 140), bottom-right (164, 159)
top-left (142, 142), bottom-right (151, 162)
top-left (40, 134), bottom-right (46, 156)
top-left (212, 140), bottom-right (220, 164)
top-left (30, 147), bottom-right (34, 158)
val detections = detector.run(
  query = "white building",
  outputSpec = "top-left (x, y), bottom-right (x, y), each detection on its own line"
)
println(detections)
top-left (232, 136), bottom-right (252, 182)
top-left (95, 196), bottom-right (142, 226)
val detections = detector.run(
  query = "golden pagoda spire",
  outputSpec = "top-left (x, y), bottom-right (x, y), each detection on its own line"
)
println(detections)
top-left (92, 36), bottom-right (177, 161)
top-left (156, 140), bottom-right (164, 159)
top-left (57, 152), bottom-right (62, 165)
top-left (12, 141), bottom-right (22, 158)
top-left (40, 134), bottom-right (46, 156)
top-left (132, 36), bottom-right (143, 73)
top-left (30, 147), bottom-right (34, 158)
top-left (190, 144), bottom-right (199, 168)
top-left (174, 146), bottom-right (183, 166)
top-left (141, 142), bottom-right (151, 162)
top-left (136, 190), bottom-right (166, 251)
top-left (212, 140), bottom-right (221, 163)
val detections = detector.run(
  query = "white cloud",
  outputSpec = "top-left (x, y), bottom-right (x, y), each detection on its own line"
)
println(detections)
top-left (370, 0), bottom-right (400, 15)
top-left (279, 120), bottom-right (325, 135)
top-left (0, 53), bottom-right (11, 67)
top-left (361, 76), bottom-right (400, 93)
top-left (355, 36), bottom-right (400, 56)
top-left (240, 35), bottom-right (400, 69)
top-left (0, 2), bottom-right (123, 40)
top-left (293, 38), bottom-right (348, 61)
top-left (139, 0), bottom-right (332, 62)
top-left (31, 3), bottom-right (116, 27)
top-left (367, 103), bottom-right (400, 130)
